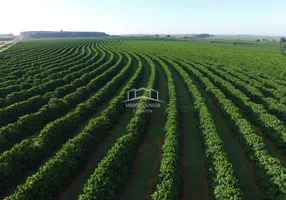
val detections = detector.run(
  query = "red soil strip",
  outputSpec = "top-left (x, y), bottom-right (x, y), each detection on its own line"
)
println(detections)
top-left (154, 119), bottom-right (165, 126)
top-left (1, 187), bottom-right (16, 200)
top-left (200, 158), bottom-right (211, 200)
top-left (181, 152), bottom-right (189, 166)
top-left (86, 152), bottom-right (99, 169)
top-left (107, 130), bottom-right (115, 141)
top-left (3, 153), bottom-right (54, 199)
top-left (56, 144), bottom-right (100, 200)
top-left (71, 132), bottom-right (77, 137)
top-left (230, 131), bottom-right (260, 191)
top-left (209, 97), bottom-right (219, 112)
top-left (164, 80), bottom-right (168, 101)
top-left (132, 74), bottom-right (167, 199)
top-left (107, 114), bottom-right (125, 141)
top-left (252, 125), bottom-right (286, 165)
top-left (143, 108), bottom-right (165, 199)
top-left (142, 74), bottom-right (168, 199)
top-left (138, 145), bottom-right (148, 154)
top-left (1, 155), bottom-right (53, 200)
top-left (209, 96), bottom-right (260, 192)
top-left (145, 136), bottom-right (164, 200)
top-left (57, 113), bottom-right (125, 200)
top-left (238, 102), bottom-right (285, 164)
top-left (116, 122), bottom-right (151, 200)
top-left (253, 125), bottom-right (264, 137)
top-left (157, 136), bottom-right (164, 149)
top-left (57, 180), bottom-right (78, 200)
top-left (181, 152), bottom-right (191, 200)
top-left (180, 121), bottom-right (191, 200)
top-left (145, 178), bottom-right (156, 200)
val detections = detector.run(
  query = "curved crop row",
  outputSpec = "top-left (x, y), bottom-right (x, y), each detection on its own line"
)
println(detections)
top-left (1, 40), bottom-right (88, 69)
top-left (150, 56), bottom-right (181, 200)
top-left (0, 42), bottom-right (70, 67)
top-left (222, 67), bottom-right (285, 101)
top-left (4, 51), bottom-right (140, 200)
top-left (0, 45), bottom-right (118, 153)
top-left (78, 53), bottom-right (156, 200)
top-left (0, 40), bottom-right (76, 66)
top-left (0, 42), bottom-right (106, 127)
top-left (16, 41), bottom-right (93, 84)
top-left (206, 66), bottom-right (286, 123)
top-left (0, 41), bottom-right (107, 107)
top-left (0, 50), bottom-right (130, 194)
top-left (0, 40), bottom-right (105, 88)
top-left (0, 41), bottom-right (91, 96)
top-left (163, 56), bottom-right (242, 200)
top-left (0, 41), bottom-right (88, 80)
top-left (185, 60), bottom-right (286, 152)
top-left (174, 58), bottom-right (286, 199)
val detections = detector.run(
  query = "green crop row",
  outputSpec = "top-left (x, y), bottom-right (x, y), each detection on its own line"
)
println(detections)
top-left (150, 56), bottom-right (181, 200)
top-left (0, 46), bottom-right (118, 154)
top-left (0, 50), bottom-right (130, 195)
top-left (78, 53), bottom-right (156, 200)
top-left (163, 56), bottom-right (242, 200)
top-left (4, 51), bottom-right (138, 200)
top-left (174, 58), bottom-right (286, 199)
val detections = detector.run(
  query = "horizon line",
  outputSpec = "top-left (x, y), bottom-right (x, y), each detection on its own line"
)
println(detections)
top-left (1, 32), bottom-right (285, 37)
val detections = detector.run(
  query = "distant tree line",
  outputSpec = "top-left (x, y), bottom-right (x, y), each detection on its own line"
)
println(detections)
top-left (20, 31), bottom-right (109, 39)
top-left (194, 33), bottom-right (213, 38)
top-left (255, 38), bottom-right (276, 43)
top-left (153, 34), bottom-right (213, 39)
top-left (183, 33), bottom-right (213, 39)
top-left (280, 37), bottom-right (286, 55)
top-left (0, 34), bottom-right (14, 41)
top-left (0, 38), bottom-right (14, 41)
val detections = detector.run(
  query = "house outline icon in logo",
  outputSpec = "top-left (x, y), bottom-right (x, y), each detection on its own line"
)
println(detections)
top-left (122, 88), bottom-right (165, 103)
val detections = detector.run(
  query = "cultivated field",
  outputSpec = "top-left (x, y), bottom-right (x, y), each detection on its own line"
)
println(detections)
top-left (0, 38), bottom-right (285, 200)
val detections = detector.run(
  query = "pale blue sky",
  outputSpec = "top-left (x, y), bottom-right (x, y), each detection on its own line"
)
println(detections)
top-left (1, 0), bottom-right (285, 36)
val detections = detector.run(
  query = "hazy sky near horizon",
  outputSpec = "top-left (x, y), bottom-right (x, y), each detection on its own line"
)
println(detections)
top-left (1, 0), bottom-right (285, 36)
